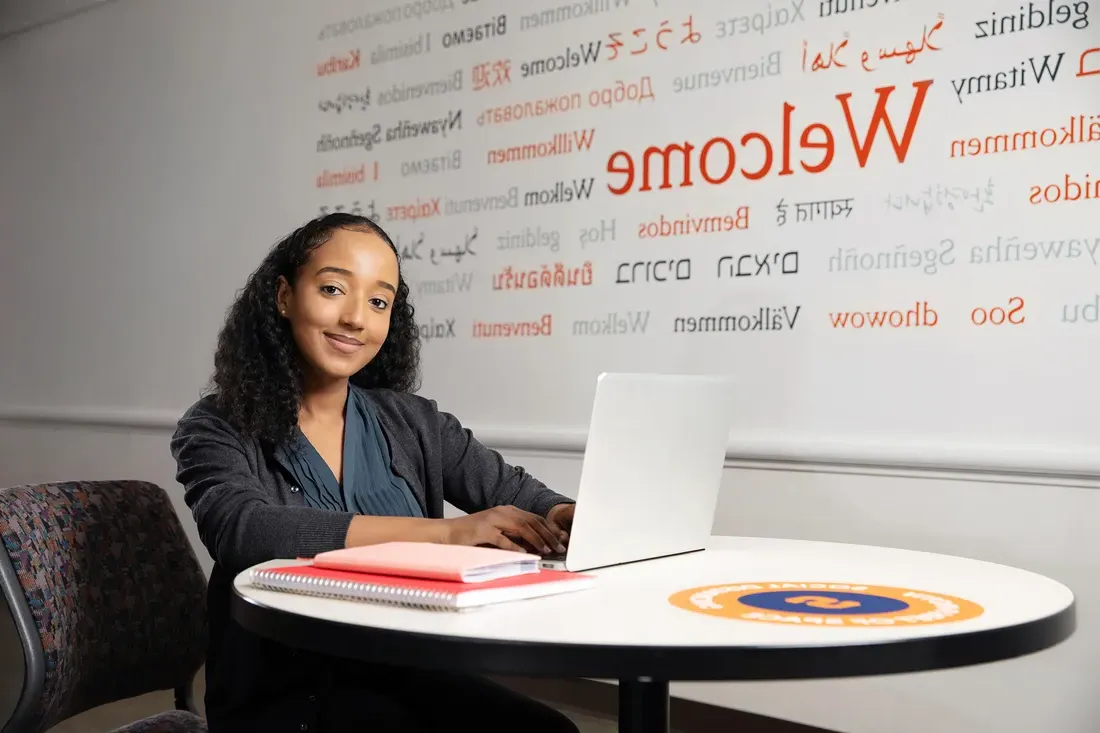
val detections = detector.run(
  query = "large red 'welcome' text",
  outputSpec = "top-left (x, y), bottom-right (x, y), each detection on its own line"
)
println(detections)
top-left (605, 80), bottom-right (934, 194)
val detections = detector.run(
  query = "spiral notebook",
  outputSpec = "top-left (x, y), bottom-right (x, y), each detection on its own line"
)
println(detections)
top-left (249, 564), bottom-right (595, 611)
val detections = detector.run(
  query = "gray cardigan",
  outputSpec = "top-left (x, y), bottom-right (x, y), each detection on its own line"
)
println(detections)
top-left (169, 386), bottom-right (574, 729)
top-left (172, 385), bottom-right (574, 575)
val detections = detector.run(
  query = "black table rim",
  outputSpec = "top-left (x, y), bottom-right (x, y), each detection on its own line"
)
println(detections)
top-left (230, 589), bottom-right (1075, 681)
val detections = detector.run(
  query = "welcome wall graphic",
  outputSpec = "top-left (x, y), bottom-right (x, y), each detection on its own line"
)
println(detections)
top-left (304, 0), bottom-right (1100, 462)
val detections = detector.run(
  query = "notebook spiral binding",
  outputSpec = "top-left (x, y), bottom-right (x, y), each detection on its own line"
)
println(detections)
top-left (249, 568), bottom-right (460, 612)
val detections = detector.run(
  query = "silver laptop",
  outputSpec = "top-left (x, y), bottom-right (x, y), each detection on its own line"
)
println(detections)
top-left (539, 372), bottom-right (736, 572)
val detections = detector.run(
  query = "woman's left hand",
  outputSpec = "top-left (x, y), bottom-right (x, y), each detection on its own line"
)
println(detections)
top-left (546, 503), bottom-right (575, 543)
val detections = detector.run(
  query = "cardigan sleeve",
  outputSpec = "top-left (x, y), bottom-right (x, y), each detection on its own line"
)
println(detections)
top-left (170, 406), bottom-right (355, 575)
top-left (431, 401), bottom-right (575, 518)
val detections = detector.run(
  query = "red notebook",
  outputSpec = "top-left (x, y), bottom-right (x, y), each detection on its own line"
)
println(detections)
top-left (249, 564), bottom-right (595, 611)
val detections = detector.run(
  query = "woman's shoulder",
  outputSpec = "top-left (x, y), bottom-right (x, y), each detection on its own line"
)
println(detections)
top-left (173, 392), bottom-right (245, 441)
top-left (353, 385), bottom-right (441, 426)
top-left (178, 392), bottom-right (225, 421)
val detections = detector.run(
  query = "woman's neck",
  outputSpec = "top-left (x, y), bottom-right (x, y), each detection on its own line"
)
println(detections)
top-left (299, 374), bottom-right (350, 422)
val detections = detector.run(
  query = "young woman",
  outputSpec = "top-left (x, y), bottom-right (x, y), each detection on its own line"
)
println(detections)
top-left (171, 213), bottom-right (579, 733)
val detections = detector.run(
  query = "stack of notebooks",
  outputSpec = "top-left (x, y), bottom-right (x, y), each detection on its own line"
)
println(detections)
top-left (249, 542), bottom-right (596, 612)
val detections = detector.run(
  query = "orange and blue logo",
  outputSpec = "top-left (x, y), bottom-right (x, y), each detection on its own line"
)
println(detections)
top-left (667, 582), bottom-right (985, 627)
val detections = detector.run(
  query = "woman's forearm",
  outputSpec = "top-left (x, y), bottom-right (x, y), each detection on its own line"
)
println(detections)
top-left (344, 514), bottom-right (449, 548)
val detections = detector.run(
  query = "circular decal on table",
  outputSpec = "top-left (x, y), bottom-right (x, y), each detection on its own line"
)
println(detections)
top-left (668, 582), bottom-right (984, 627)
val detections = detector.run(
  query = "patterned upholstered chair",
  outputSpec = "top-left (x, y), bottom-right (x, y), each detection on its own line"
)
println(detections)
top-left (0, 480), bottom-right (209, 733)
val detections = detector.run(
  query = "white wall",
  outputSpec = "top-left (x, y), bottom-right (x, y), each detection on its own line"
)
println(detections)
top-left (1, 1), bottom-right (1097, 732)
top-left (2, 0), bottom-right (1098, 477)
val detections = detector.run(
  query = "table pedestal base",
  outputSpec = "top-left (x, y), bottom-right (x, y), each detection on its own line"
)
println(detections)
top-left (618, 677), bottom-right (669, 733)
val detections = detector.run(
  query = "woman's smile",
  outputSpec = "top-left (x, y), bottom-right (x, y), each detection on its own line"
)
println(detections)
top-left (324, 331), bottom-right (364, 354)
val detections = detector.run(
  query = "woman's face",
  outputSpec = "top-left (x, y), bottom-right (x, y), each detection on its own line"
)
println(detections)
top-left (276, 227), bottom-right (399, 382)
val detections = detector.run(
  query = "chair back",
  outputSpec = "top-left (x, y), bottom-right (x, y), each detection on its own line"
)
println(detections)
top-left (0, 480), bottom-right (208, 733)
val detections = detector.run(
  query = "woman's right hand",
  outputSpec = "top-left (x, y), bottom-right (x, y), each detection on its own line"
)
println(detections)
top-left (442, 506), bottom-right (566, 554)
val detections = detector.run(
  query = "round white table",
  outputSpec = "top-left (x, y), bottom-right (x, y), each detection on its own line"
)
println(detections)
top-left (231, 536), bottom-right (1075, 733)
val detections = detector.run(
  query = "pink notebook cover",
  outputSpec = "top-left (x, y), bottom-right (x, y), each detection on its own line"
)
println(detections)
top-left (311, 542), bottom-right (539, 583)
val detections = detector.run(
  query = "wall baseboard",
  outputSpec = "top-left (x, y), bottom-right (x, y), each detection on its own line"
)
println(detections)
top-left (495, 677), bottom-right (837, 733)
top-left (1, 403), bottom-right (1098, 483)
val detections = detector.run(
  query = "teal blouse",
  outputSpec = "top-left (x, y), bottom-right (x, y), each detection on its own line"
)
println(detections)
top-left (274, 387), bottom-right (424, 518)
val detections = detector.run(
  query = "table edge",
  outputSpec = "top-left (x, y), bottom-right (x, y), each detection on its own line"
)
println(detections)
top-left (229, 584), bottom-right (1077, 681)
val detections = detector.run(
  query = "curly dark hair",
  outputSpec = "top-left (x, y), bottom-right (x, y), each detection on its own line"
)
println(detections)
top-left (209, 213), bottom-right (421, 446)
